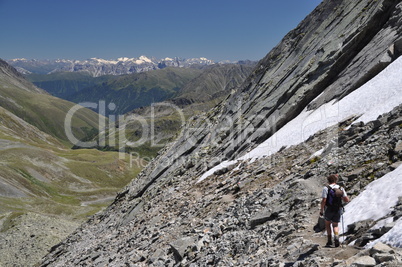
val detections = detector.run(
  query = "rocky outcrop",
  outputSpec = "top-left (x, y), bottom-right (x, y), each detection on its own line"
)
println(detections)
top-left (42, 0), bottom-right (402, 266)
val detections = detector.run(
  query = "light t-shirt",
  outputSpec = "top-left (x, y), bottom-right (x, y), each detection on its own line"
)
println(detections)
top-left (321, 184), bottom-right (347, 199)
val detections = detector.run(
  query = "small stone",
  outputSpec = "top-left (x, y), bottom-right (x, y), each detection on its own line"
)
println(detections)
top-left (170, 237), bottom-right (196, 262)
top-left (374, 253), bottom-right (395, 263)
top-left (369, 242), bottom-right (394, 256)
top-left (352, 256), bottom-right (376, 267)
top-left (390, 161), bottom-right (402, 170)
top-left (249, 210), bottom-right (278, 228)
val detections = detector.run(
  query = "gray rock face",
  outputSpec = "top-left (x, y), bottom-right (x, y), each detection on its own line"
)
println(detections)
top-left (42, 0), bottom-right (402, 266)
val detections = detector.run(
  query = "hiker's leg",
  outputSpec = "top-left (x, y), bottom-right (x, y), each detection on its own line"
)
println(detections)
top-left (325, 220), bottom-right (333, 246)
top-left (325, 220), bottom-right (332, 237)
top-left (332, 222), bottom-right (339, 235)
top-left (332, 222), bottom-right (340, 247)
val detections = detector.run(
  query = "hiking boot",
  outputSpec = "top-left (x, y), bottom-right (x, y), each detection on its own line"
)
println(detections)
top-left (325, 239), bottom-right (333, 247)
top-left (334, 237), bottom-right (340, 247)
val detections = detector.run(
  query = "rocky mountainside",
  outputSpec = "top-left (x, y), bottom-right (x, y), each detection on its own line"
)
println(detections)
top-left (7, 56), bottom-right (245, 77)
top-left (42, 0), bottom-right (402, 266)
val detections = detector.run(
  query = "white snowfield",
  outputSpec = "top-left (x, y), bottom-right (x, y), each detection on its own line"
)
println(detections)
top-left (341, 165), bottom-right (402, 248)
top-left (198, 56), bottom-right (402, 182)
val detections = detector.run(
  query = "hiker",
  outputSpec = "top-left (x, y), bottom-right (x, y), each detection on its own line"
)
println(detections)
top-left (320, 174), bottom-right (350, 247)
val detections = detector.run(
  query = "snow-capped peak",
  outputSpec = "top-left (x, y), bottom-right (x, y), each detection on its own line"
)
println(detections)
top-left (138, 55), bottom-right (152, 63)
top-left (89, 58), bottom-right (118, 64)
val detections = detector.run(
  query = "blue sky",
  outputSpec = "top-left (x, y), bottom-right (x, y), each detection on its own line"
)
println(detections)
top-left (0, 0), bottom-right (322, 61)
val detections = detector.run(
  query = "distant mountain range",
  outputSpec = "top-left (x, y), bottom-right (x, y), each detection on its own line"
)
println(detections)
top-left (7, 56), bottom-right (255, 77)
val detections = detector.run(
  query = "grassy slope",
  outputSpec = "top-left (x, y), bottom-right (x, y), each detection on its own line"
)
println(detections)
top-left (0, 59), bottom-right (102, 146)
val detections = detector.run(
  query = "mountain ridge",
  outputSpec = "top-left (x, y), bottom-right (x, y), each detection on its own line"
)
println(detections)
top-left (7, 56), bottom-right (254, 77)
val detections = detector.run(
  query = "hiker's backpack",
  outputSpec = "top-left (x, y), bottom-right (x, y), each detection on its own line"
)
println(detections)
top-left (326, 186), bottom-right (343, 210)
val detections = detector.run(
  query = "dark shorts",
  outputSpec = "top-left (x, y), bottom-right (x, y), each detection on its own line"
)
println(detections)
top-left (324, 208), bottom-right (342, 223)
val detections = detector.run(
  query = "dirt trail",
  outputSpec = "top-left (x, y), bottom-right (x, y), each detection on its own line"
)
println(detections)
top-left (301, 207), bottom-right (362, 265)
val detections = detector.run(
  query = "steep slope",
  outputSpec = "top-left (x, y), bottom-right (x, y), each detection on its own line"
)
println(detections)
top-left (0, 59), bottom-right (101, 145)
top-left (0, 59), bottom-right (45, 93)
top-left (42, 0), bottom-right (402, 266)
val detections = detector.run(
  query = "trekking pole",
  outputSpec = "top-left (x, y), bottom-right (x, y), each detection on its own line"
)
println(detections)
top-left (340, 176), bottom-right (347, 246)
top-left (341, 207), bottom-right (345, 246)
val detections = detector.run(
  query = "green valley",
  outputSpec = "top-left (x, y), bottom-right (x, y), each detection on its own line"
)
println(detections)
top-left (0, 59), bottom-right (146, 265)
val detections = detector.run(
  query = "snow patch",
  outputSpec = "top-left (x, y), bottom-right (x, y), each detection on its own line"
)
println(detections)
top-left (342, 165), bottom-right (402, 232)
top-left (310, 148), bottom-right (325, 159)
